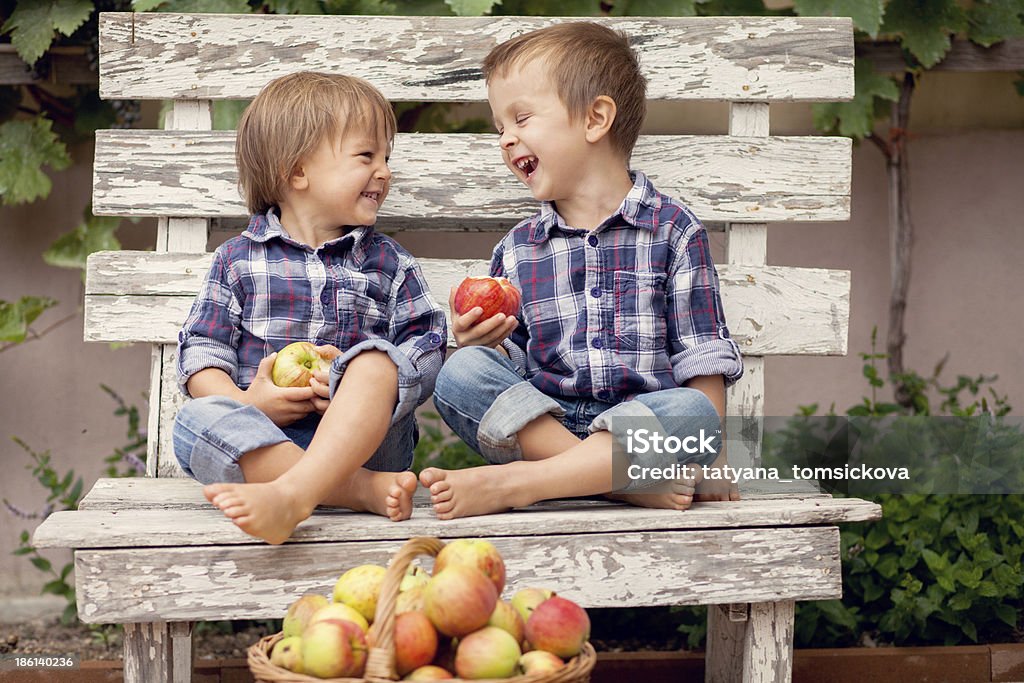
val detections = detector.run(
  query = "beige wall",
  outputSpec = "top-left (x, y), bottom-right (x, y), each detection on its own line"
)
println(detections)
top-left (1, 71), bottom-right (1021, 596)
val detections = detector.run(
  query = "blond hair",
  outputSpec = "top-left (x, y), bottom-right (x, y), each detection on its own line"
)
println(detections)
top-left (236, 72), bottom-right (397, 215)
top-left (482, 22), bottom-right (647, 160)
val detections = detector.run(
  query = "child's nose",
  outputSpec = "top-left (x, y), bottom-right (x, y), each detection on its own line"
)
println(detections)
top-left (500, 129), bottom-right (517, 149)
top-left (376, 163), bottom-right (392, 181)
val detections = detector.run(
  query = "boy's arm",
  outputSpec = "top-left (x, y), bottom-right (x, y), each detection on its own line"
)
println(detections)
top-left (177, 250), bottom-right (244, 397)
top-left (327, 256), bottom-right (448, 425)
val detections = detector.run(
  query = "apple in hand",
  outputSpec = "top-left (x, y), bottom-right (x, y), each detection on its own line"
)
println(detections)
top-left (272, 341), bottom-right (328, 388)
top-left (524, 596), bottom-right (590, 658)
top-left (453, 276), bottom-right (521, 320)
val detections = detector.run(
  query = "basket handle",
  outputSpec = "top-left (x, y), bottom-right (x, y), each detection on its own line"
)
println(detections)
top-left (364, 536), bottom-right (445, 680)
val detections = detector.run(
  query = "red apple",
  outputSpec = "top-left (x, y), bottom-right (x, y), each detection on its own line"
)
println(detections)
top-left (518, 649), bottom-right (565, 674)
top-left (301, 618), bottom-right (368, 678)
top-left (394, 611), bottom-right (439, 676)
top-left (524, 596), bottom-right (590, 658)
top-left (487, 600), bottom-right (525, 644)
top-left (404, 664), bottom-right (454, 680)
top-left (272, 341), bottom-right (328, 388)
top-left (453, 276), bottom-right (521, 320)
top-left (423, 565), bottom-right (498, 637)
top-left (307, 602), bottom-right (370, 634)
top-left (454, 626), bottom-right (522, 679)
top-left (434, 539), bottom-right (506, 594)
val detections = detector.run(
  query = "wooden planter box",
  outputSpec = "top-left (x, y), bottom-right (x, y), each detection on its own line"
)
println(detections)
top-left (2, 645), bottom-right (1022, 683)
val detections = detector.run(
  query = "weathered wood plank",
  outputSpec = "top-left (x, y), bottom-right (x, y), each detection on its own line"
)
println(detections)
top-left (35, 495), bottom-right (881, 549)
top-left (706, 604), bottom-right (749, 683)
top-left (742, 601), bottom-right (795, 682)
top-left (123, 623), bottom-right (171, 683)
top-left (78, 477), bottom-right (829, 512)
top-left (100, 14), bottom-right (853, 102)
top-left (83, 252), bottom-right (851, 354)
top-left (92, 131), bottom-right (852, 223)
top-left (74, 527), bottom-right (841, 623)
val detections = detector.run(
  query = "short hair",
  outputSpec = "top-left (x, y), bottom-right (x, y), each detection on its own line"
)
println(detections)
top-left (482, 22), bottom-right (647, 160)
top-left (236, 72), bottom-right (397, 215)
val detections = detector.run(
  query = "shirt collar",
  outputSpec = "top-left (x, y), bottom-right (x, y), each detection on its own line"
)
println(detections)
top-left (242, 209), bottom-right (372, 254)
top-left (529, 170), bottom-right (661, 243)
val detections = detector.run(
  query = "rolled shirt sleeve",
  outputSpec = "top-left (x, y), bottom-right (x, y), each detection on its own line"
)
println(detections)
top-left (177, 249), bottom-right (243, 396)
top-left (667, 223), bottom-right (744, 387)
top-left (328, 256), bottom-right (447, 425)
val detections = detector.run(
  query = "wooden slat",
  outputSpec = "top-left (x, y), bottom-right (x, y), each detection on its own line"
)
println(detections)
top-left (35, 495), bottom-right (881, 549)
top-left (93, 131), bottom-right (852, 224)
top-left (83, 251), bottom-right (851, 355)
top-left (100, 14), bottom-right (853, 102)
top-left (73, 527), bottom-right (841, 622)
top-left (78, 477), bottom-right (828, 512)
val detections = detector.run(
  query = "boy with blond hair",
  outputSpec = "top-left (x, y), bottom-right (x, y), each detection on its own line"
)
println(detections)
top-left (422, 22), bottom-right (743, 518)
top-left (173, 72), bottom-right (447, 543)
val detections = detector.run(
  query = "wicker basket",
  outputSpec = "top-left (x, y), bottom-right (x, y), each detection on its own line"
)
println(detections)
top-left (248, 536), bottom-right (596, 682)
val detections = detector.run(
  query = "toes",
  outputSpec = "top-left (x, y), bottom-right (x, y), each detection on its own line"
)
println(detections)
top-left (434, 499), bottom-right (456, 516)
top-left (419, 468), bottom-right (447, 488)
top-left (203, 483), bottom-right (231, 502)
top-left (431, 487), bottom-right (453, 504)
top-left (396, 471), bottom-right (418, 494)
top-left (429, 480), bottom-right (451, 496)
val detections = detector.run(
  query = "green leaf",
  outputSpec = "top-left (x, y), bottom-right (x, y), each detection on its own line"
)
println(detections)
top-left (967, 0), bottom-right (1024, 47)
top-left (132, 0), bottom-right (166, 10)
top-left (812, 58), bottom-right (898, 139)
top-left (265, 0), bottom-right (325, 12)
top-left (0, 0), bottom-right (93, 65)
top-left (446, 0), bottom-right (496, 14)
top-left (42, 579), bottom-right (67, 595)
top-left (30, 556), bottom-right (52, 572)
top-left (994, 603), bottom-right (1018, 628)
top-left (506, 0), bottom-right (600, 15)
top-left (43, 208), bottom-right (122, 271)
top-left (696, 0), bottom-right (766, 15)
top-left (14, 546), bottom-right (34, 556)
top-left (61, 602), bottom-right (77, 624)
top-left (961, 619), bottom-right (978, 642)
top-left (611, 0), bottom-right (698, 15)
top-left (881, 0), bottom-right (969, 68)
top-left (792, 0), bottom-right (885, 37)
top-left (0, 296), bottom-right (58, 343)
top-left (0, 116), bottom-right (72, 205)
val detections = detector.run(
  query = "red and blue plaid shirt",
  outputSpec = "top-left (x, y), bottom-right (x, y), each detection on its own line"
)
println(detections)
top-left (177, 211), bottom-right (447, 420)
top-left (495, 172), bottom-right (743, 403)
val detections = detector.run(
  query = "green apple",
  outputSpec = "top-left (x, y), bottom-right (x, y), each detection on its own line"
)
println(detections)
top-left (282, 594), bottom-right (329, 638)
top-left (333, 564), bottom-right (387, 623)
top-left (269, 635), bottom-right (304, 673)
top-left (272, 341), bottom-right (327, 388)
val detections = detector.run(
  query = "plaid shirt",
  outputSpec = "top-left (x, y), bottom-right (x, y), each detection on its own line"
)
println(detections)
top-left (494, 171), bottom-right (743, 403)
top-left (177, 211), bottom-right (447, 422)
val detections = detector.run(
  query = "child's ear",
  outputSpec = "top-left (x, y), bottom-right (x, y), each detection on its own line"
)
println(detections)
top-left (289, 163), bottom-right (309, 191)
top-left (585, 95), bottom-right (617, 144)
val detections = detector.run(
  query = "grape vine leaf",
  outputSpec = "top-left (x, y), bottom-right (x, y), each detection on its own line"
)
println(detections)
top-left (0, 117), bottom-right (71, 206)
top-left (0, 0), bottom-right (93, 65)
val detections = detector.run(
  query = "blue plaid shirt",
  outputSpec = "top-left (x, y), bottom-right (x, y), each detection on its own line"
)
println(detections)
top-left (494, 172), bottom-right (743, 403)
top-left (177, 210), bottom-right (447, 423)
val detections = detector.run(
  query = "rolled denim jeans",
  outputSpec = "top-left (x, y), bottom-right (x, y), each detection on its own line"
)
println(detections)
top-left (172, 395), bottom-right (414, 484)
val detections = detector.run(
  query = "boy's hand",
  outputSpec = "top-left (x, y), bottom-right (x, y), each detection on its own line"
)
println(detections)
top-left (449, 286), bottom-right (519, 349)
top-left (309, 344), bottom-right (342, 415)
top-left (243, 353), bottom-right (317, 426)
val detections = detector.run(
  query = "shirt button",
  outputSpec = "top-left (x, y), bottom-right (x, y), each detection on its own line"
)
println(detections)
top-left (428, 332), bottom-right (442, 345)
top-left (321, 292), bottom-right (330, 303)
top-left (592, 337), bottom-right (603, 349)
top-left (597, 389), bottom-right (611, 401)
top-left (587, 235), bottom-right (599, 247)
top-left (590, 287), bottom-right (602, 298)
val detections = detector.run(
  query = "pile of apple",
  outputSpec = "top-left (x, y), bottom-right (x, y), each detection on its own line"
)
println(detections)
top-left (268, 539), bottom-right (590, 680)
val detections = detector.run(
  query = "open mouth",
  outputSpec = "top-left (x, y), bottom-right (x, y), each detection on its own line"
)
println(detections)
top-left (514, 156), bottom-right (538, 180)
top-left (360, 191), bottom-right (380, 204)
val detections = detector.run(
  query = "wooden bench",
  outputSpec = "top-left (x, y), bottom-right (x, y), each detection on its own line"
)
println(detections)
top-left (33, 12), bottom-right (880, 683)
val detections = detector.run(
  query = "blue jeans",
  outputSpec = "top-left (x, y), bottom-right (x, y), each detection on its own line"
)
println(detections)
top-left (172, 396), bottom-right (415, 484)
top-left (433, 347), bottom-right (721, 491)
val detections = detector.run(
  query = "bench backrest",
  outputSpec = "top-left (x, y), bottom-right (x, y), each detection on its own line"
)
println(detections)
top-left (88, 13), bottom-right (853, 478)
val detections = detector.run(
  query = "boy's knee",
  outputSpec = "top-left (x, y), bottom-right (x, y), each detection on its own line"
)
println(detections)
top-left (436, 346), bottom-right (503, 398)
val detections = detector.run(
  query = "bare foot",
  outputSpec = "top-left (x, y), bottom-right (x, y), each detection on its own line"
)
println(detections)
top-left (419, 466), bottom-right (533, 519)
top-left (605, 468), bottom-right (703, 511)
top-left (204, 481), bottom-right (312, 545)
top-left (383, 471), bottom-right (418, 521)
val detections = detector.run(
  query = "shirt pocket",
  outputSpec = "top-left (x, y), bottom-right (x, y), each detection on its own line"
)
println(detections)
top-left (613, 271), bottom-right (667, 352)
top-left (337, 287), bottom-right (390, 341)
